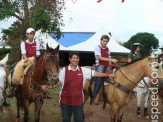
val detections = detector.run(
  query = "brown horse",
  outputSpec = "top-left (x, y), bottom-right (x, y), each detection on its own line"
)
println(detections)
top-left (15, 44), bottom-right (60, 122)
top-left (84, 55), bottom-right (163, 122)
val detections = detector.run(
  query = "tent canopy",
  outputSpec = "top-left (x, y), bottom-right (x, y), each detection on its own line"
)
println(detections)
top-left (35, 29), bottom-right (130, 54)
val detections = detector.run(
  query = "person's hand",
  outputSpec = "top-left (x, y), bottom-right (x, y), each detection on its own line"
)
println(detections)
top-left (108, 74), bottom-right (115, 80)
top-left (41, 85), bottom-right (48, 91)
top-left (24, 57), bottom-right (28, 63)
top-left (111, 59), bottom-right (118, 63)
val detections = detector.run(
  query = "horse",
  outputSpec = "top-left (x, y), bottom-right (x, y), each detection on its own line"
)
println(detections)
top-left (133, 77), bottom-right (151, 119)
top-left (84, 55), bottom-right (163, 122)
top-left (14, 44), bottom-right (60, 122)
top-left (0, 53), bottom-right (9, 116)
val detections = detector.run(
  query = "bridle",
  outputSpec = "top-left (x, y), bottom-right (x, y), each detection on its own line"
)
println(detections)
top-left (44, 53), bottom-right (59, 81)
top-left (141, 58), bottom-right (163, 80)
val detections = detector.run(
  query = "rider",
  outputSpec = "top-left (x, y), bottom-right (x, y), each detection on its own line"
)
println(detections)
top-left (7, 28), bottom-right (43, 98)
top-left (128, 43), bottom-right (142, 63)
top-left (93, 34), bottom-right (117, 105)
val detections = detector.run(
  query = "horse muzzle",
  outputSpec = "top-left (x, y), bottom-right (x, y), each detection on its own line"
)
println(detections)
top-left (47, 74), bottom-right (59, 85)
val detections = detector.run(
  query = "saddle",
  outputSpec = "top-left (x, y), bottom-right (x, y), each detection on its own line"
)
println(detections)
top-left (11, 57), bottom-right (35, 85)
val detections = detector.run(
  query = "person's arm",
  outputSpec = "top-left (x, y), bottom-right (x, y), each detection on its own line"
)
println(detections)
top-left (21, 41), bottom-right (28, 62)
top-left (94, 72), bottom-right (115, 80)
top-left (128, 52), bottom-right (133, 63)
top-left (98, 55), bottom-right (117, 63)
top-left (41, 81), bottom-right (61, 91)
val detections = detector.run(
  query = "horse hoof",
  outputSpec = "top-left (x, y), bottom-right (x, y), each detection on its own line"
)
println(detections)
top-left (145, 116), bottom-right (150, 120)
top-left (137, 115), bottom-right (141, 118)
top-left (15, 118), bottom-right (20, 122)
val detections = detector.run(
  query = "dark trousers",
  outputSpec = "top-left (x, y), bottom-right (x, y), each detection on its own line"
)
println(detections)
top-left (61, 103), bottom-right (84, 122)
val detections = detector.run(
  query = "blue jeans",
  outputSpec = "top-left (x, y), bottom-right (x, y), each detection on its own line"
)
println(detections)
top-left (61, 104), bottom-right (84, 122)
top-left (92, 65), bottom-right (105, 97)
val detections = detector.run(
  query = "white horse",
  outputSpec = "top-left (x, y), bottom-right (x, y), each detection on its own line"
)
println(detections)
top-left (0, 53), bottom-right (9, 116)
top-left (133, 77), bottom-right (151, 119)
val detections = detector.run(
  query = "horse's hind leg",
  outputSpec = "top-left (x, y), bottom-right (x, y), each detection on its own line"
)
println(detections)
top-left (15, 99), bottom-right (21, 122)
top-left (144, 90), bottom-right (150, 119)
top-left (35, 100), bottom-right (43, 122)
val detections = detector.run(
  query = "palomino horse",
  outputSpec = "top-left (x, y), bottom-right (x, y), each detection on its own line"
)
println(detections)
top-left (15, 44), bottom-right (60, 122)
top-left (133, 77), bottom-right (151, 119)
top-left (0, 53), bottom-right (9, 116)
top-left (84, 55), bottom-right (163, 122)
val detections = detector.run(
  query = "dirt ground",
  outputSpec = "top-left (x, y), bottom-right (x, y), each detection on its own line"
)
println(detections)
top-left (0, 88), bottom-right (163, 122)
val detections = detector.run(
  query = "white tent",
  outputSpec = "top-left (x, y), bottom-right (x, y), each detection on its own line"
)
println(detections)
top-left (34, 29), bottom-right (130, 54)
top-left (59, 28), bottom-right (130, 54)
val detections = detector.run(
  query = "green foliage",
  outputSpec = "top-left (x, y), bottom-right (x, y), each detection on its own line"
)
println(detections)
top-left (123, 32), bottom-right (159, 57)
top-left (0, 0), bottom-right (65, 64)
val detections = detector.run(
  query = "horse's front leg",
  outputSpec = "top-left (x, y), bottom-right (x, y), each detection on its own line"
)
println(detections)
top-left (110, 103), bottom-right (118, 122)
top-left (35, 99), bottom-right (43, 122)
top-left (117, 93), bottom-right (133, 122)
top-left (144, 90), bottom-right (150, 120)
top-left (24, 99), bottom-right (30, 122)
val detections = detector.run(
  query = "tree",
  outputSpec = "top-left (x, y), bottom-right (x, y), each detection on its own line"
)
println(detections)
top-left (0, 0), bottom-right (65, 64)
top-left (123, 32), bottom-right (159, 57)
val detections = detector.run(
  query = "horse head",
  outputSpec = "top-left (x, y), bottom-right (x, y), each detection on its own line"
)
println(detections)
top-left (44, 44), bottom-right (60, 85)
top-left (0, 53), bottom-right (9, 67)
top-left (143, 53), bottom-right (163, 79)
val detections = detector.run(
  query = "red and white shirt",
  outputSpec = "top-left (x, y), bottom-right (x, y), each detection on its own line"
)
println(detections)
top-left (21, 40), bottom-right (40, 58)
top-left (94, 45), bottom-right (110, 66)
top-left (59, 65), bottom-right (95, 105)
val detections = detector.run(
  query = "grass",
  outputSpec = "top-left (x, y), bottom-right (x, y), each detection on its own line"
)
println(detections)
top-left (1, 87), bottom-right (62, 122)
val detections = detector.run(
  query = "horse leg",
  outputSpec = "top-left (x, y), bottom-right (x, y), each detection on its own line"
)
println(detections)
top-left (110, 103), bottom-right (118, 122)
top-left (117, 94), bottom-right (133, 122)
top-left (144, 90), bottom-right (150, 120)
top-left (24, 100), bottom-right (30, 122)
top-left (136, 90), bottom-right (142, 118)
top-left (35, 100), bottom-right (43, 122)
top-left (15, 98), bottom-right (21, 122)
top-left (15, 85), bottom-right (23, 122)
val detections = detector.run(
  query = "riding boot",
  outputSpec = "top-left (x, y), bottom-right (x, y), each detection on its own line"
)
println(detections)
top-left (137, 107), bottom-right (141, 115)
top-left (3, 101), bottom-right (10, 107)
top-left (144, 107), bottom-right (148, 116)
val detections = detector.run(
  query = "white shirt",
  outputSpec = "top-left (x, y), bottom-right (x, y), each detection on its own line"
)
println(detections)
top-left (20, 40), bottom-right (40, 56)
top-left (94, 45), bottom-right (111, 66)
top-left (59, 65), bottom-right (95, 87)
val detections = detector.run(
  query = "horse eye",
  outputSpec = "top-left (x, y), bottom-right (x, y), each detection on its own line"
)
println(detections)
top-left (155, 66), bottom-right (159, 69)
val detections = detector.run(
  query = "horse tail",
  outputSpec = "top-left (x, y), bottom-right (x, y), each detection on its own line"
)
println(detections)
top-left (16, 85), bottom-right (24, 109)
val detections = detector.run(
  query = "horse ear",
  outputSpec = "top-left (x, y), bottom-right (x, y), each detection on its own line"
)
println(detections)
top-left (46, 43), bottom-right (50, 51)
top-left (54, 45), bottom-right (60, 54)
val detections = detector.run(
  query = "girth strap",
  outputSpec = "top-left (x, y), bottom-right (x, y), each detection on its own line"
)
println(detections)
top-left (107, 80), bottom-right (133, 94)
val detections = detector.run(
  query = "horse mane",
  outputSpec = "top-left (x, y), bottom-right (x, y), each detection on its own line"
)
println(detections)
top-left (121, 57), bottom-right (147, 67)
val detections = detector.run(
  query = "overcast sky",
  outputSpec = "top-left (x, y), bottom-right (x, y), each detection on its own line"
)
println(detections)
top-left (61, 0), bottom-right (163, 47)
top-left (0, 0), bottom-right (163, 48)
